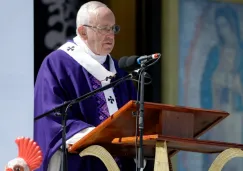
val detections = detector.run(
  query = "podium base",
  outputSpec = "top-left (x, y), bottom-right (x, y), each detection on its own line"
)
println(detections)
top-left (79, 145), bottom-right (120, 171)
top-left (78, 142), bottom-right (173, 171)
top-left (77, 136), bottom-right (243, 171)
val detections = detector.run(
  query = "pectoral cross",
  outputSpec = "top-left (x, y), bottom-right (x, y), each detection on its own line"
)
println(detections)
top-left (67, 46), bottom-right (75, 51)
top-left (108, 96), bottom-right (114, 104)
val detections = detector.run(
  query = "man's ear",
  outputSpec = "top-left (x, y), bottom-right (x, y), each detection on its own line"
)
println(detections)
top-left (78, 26), bottom-right (88, 40)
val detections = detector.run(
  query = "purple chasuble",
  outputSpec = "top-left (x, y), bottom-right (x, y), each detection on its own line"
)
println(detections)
top-left (33, 42), bottom-right (149, 171)
top-left (88, 60), bottom-right (122, 169)
top-left (88, 71), bottom-right (110, 122)
top-left (88, 59), bottom-right (118, 123)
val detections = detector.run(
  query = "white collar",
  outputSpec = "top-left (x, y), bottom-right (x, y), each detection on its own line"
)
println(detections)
top-left (73, 36), bottom-right (107, 64)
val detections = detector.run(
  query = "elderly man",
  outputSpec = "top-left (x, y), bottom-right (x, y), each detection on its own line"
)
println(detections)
top-left (34, 1), bottom-right (153, 171)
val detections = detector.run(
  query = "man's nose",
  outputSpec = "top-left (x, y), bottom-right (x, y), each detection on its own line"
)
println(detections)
top-left (106, 32), bottom-right (115, 38)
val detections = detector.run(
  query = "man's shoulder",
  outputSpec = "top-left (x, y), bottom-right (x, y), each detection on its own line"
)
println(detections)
top-left (45, 48), bottom-right (69, 61)
top-left (42, 41), bottom-right (77, 66)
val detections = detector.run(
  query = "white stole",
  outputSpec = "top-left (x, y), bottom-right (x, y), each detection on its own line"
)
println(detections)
top-left (58, 36), bottom-right (118, 115)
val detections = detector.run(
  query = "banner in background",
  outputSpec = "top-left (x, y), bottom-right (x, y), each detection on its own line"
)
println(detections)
top-left (178, 0), bottom-right (243, 170)
top-left (34, 0), bottom-right (88, 80)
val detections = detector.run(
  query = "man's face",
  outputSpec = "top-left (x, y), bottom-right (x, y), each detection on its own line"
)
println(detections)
top-left (84, 7), bottom-right (118, 55)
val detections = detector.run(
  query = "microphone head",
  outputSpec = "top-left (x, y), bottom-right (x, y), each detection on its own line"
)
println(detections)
top-left (118, 56), bottom-right (140, 72)
top-left (118, 56), bottom-right (128, 69)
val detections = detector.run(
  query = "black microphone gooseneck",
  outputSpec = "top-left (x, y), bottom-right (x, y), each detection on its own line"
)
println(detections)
top-left (117, 53), bottom-right (161, 171)
top-left (34, 73), bottom-right (134, 171)
top-left (132, 53), bottom-right (161, 171)
top-left (137, 62), bottom-right (146, 171)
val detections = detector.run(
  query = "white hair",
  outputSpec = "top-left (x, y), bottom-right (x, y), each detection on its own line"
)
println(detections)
top-left (76, 1), bottom-right (107, 34)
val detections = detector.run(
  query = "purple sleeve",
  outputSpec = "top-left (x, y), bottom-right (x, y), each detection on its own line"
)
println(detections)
top-left (34, 53), bottom-right (92, 170)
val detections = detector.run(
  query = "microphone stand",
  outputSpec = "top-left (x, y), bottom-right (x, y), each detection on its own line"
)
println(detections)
top-left (34, 73), bottom-right (134, 171)
top-left (137, 64), bottom-right (146, 171)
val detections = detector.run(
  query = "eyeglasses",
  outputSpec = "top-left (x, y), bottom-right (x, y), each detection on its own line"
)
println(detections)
top-left (83, 24), bottom-right (120, 34)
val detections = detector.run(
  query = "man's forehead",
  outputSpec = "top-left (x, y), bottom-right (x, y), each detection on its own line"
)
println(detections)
top-left (89, 7), bottom-right (115, 25)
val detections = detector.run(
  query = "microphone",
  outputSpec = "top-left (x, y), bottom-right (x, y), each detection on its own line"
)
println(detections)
top-left (118, 53), bottom-right (161, 72)
top-left (118, 55), bottom-right (140, 72)
top-left (136, 53), bottom-right (160, 64)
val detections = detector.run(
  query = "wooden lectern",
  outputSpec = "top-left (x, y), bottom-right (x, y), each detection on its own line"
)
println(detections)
top-left (68, 100), bottom-right (243, 171)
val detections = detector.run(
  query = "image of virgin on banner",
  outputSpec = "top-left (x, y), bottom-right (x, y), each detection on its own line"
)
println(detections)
top-left (177, 0), bottom-right (243, 170)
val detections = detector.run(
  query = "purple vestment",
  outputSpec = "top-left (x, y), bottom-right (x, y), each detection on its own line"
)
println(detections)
top-left (34, 45), bottom-right (139, 170)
